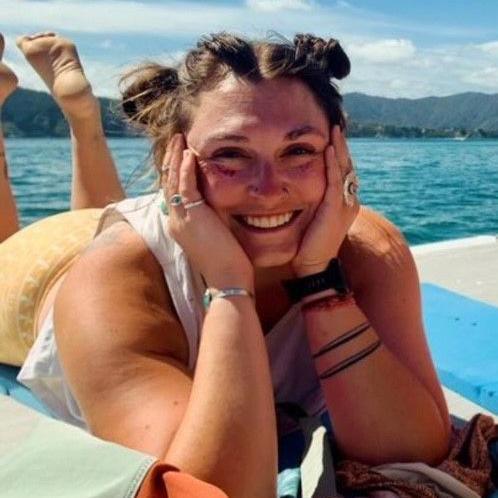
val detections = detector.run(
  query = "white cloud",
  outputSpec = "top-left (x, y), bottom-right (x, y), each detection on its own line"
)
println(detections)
top-left (0, 1), bottom-right (243, 35)
top-left (462, 67), bottom-right (498, 90)
top-left (99, 39), bottom-right (113, 49)
top-left (347, 39), bottom-right (416, 64)
top-left (1, 1), bottom-right (497, 98)
top-left (246, 0), bottom-right (313, 12)
top-left (476, 41), bottom-right (498, 56)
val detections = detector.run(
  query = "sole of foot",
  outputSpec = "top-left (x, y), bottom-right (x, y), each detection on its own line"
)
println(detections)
top-left (0, 34), bottom-right (19, 106)
top-left (16, 32), bottom-right (97, 120)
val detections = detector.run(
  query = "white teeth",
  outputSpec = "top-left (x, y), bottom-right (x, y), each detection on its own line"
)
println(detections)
top-left (243, 212), bottom-right (294, 228)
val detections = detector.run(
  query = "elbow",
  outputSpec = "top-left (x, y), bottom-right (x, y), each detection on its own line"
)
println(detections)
top-left (340, 414), bottom-right (451, 467)
top-left (421, 414), bottom-right (451, 466)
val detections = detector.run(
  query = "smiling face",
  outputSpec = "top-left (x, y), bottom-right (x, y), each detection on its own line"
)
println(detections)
top-left (186, 75), bottom-right (330, 268)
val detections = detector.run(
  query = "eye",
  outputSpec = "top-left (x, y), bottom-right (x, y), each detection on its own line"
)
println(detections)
top-left (285, 145), bottom-right (316, 156)
top-left (211, 148), bottom-right (248, 159)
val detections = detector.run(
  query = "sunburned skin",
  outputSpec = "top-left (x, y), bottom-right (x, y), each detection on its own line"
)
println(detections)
top-left (198, 157), bottom-right (321, 180)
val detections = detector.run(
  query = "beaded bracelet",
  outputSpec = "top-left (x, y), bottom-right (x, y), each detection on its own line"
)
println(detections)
top-left (301, 291), bottom-right (355, 312)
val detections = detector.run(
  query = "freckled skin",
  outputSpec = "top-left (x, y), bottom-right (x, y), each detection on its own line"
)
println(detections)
top-left (187, 76), bottom-right (331, 268)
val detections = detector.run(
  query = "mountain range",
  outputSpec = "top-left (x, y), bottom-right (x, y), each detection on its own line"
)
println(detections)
top-left (2, 87), bottom-right (498, 138)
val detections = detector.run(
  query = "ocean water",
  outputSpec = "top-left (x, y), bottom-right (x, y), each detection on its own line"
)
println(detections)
top-left (5, 137), bottom-right (498, 245)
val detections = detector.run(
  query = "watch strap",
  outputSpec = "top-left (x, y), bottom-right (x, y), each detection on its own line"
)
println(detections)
top-left (283, 259), bottom-right (350, 303)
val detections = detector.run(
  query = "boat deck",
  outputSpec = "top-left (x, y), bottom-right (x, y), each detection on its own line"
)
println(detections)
top-left (412, 235), bottom-right (498, 306)
top-left (412, 235), bottom-right (498, 422)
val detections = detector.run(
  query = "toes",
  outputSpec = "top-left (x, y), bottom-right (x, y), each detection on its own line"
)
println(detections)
top-left (15, 35), bottom-right (30, 51)
top-left (28, 32), bottom-right (57, 41)
top-left (16, 32), bottom-right (57, 52)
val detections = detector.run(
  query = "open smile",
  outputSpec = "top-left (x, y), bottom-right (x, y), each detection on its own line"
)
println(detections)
top-left (233, 210), bottom-right (302, 231)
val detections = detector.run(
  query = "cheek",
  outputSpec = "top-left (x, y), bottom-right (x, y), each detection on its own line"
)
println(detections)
top-left (198, 164), bottom-right (243, 211)
top-left (285, 160), bottom-right (327, 201)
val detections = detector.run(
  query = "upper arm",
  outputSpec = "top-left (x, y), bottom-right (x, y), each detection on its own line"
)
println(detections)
top-left (54, 221), bottom-right (192, 459)
top-left (342, 207), bottom-right (450, 427)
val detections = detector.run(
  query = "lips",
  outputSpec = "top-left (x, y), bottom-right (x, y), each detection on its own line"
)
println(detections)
top-left (233, 210), bottom-right (302, 231)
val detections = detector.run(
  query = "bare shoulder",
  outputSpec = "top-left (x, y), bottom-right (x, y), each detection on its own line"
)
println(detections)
top-left (340, 205), bottom-right (414, 291)
top-left (55, 220), bottom-right (188, 365)
top-left (345, 205), bottom-right (409, 260)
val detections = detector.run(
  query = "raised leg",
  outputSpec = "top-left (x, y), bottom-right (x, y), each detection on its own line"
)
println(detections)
top-left (17, 32), bottom-right (125, 209)
top-left (0, 33), bottom-right (20, 242)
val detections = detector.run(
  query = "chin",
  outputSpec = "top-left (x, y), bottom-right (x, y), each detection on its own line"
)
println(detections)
top-left (247, 247), bottom-right (297, 268)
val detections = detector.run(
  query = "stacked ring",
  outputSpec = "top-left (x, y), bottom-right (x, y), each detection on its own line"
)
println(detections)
top-left (184, 199), bottom-right (205, 210)
top-left (169, 194), bottom-right (183, 206)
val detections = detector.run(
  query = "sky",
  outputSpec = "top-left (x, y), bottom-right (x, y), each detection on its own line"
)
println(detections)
top-left (1, 0), bottom-right (497, 99)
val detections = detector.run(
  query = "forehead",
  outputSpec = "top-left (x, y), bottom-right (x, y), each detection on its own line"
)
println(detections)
top-left (187, 76), bottom-right (329, 141)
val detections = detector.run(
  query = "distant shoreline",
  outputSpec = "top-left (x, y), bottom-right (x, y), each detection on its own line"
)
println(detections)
top-left (3, 87), bottom-right (498, 140)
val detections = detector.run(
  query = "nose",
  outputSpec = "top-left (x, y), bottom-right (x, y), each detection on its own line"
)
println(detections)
top-left (247, 161), bottom-right (289, 198)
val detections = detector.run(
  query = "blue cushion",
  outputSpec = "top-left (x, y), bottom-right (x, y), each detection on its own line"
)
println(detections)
top-left (0, 364), bottom-right (51, 416)
top-left (422, 283), bottom-right (498, 414)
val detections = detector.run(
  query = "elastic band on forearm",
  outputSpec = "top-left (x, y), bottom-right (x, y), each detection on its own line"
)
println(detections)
top-left (312, 321), bottom-right (370, 359)
top-left (302, 292), bottom-right (355, 312)
top-left (318, 339), bottom-right (382, 380)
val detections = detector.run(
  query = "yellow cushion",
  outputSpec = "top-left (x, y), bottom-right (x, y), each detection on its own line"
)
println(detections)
top-left (0, 209), bottom-right (103, 366)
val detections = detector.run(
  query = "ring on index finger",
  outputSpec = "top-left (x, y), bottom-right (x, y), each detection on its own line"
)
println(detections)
top-left (343, 170), bottom-right (360, 207)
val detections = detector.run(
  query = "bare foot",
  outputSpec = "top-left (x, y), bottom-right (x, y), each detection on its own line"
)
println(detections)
top-left (16, 32), bottom-right (97, 120)
top-left (0, 34), bottom-right (19, 106)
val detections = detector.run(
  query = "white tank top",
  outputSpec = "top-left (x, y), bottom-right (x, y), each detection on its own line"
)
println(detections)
top-left (18, 192), bottom-right (326, 432)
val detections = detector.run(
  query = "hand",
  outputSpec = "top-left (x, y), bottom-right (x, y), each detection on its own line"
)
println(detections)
top-left (291, 126), bottom-right (360, 277)
top-left (163, 134), bottom-right (255, 291)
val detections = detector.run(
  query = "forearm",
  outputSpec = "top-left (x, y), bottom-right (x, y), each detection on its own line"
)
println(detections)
top-left (165, 297), bottom-right (277, 498)
top-left (68, 103), bottom-right (125, 209)
top-left (304, 295), bottom-right (450, 465)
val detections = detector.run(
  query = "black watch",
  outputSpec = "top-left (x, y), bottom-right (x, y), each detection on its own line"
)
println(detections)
top-left (283, 258), bottom-right (350, 303)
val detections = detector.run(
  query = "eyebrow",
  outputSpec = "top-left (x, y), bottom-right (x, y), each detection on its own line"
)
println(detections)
top-left (204, 125), bottom-right (326, 144)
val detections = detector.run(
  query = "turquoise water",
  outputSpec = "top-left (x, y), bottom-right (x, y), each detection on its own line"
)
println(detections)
top-left (5, 137), bottom-right (498, 245)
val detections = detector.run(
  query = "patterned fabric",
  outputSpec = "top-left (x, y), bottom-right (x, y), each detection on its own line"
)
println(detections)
top-left (0, 209), bottom-right (102, 366)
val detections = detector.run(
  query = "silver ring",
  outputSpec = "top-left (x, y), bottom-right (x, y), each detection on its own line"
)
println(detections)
top-left (161, 164), bottom-right (170, 174)
top-left (184, 199), bottom-right (205, 210)
top-left (343, 170), bottom-right (359, 207)
top-left (169, 193), bottom-right (183, 206)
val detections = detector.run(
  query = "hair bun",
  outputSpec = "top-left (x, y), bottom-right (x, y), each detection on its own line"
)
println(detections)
top-left (293, 33), bottom-right (350, 80)
top-left (120, 64), bottom-right (179, 124)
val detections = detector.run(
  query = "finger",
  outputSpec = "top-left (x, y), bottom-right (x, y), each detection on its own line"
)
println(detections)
top-left (166, 134), bottom-right (184, 199)
top-left (161, 136), bottom-right (175, 186)
top-left (332, 125), bottom-right (353, 177)
top-left (324, 145), bottom-right (342, 202)
top-left (178, 150), bottom-right (202, 205)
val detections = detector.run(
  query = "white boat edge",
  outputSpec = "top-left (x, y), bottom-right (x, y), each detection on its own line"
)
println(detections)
top-left (411, 234), bottom-right (498, 256)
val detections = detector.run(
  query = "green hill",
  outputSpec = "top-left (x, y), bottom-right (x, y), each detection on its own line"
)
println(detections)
top-left (2, 87), bottom-right (498, 138)
top-left (343, 92), bottom-right (498, 133)
top-left (1, 87), bottom-right (129, 137)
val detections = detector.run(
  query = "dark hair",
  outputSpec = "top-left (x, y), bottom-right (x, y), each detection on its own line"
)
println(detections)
top-left (120, 32), bottom-right (350, 171)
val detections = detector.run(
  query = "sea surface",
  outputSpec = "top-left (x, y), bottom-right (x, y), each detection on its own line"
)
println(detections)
top-left (5, 137), bottom-right (498, 245)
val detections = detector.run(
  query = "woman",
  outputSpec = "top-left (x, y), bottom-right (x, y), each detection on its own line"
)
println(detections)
top-left (16, 33), bottom-right (450, 498)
